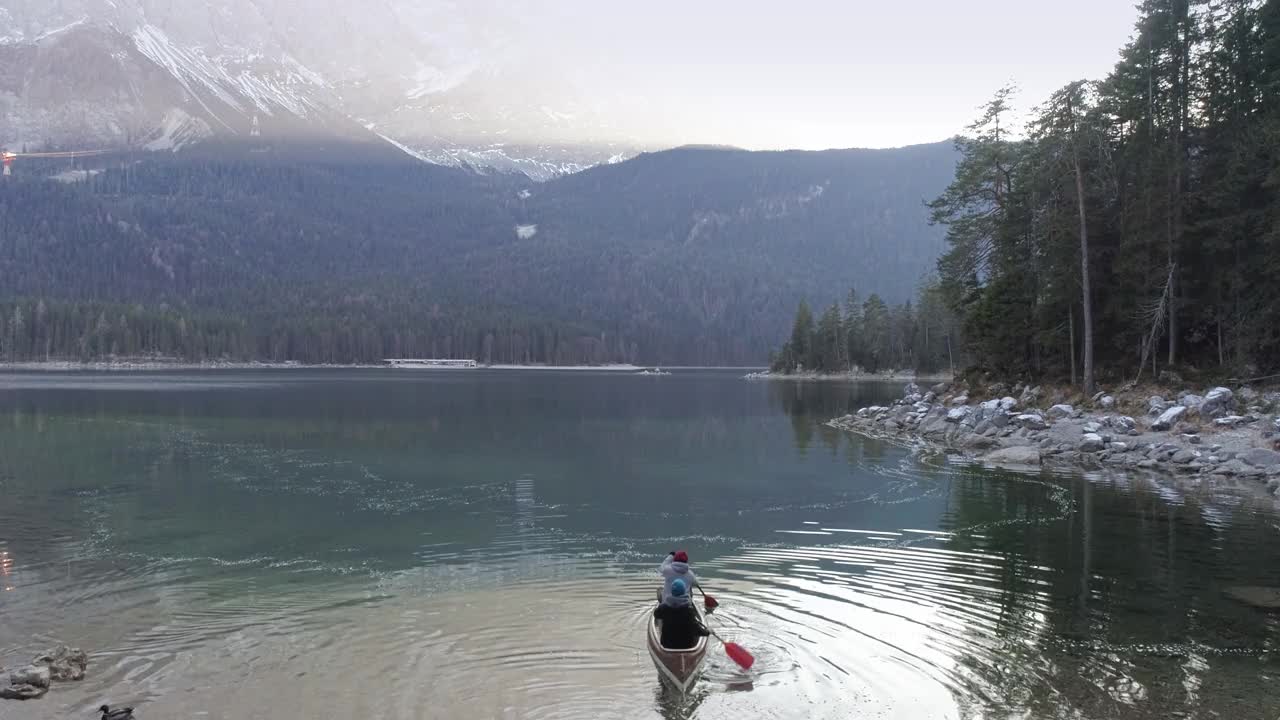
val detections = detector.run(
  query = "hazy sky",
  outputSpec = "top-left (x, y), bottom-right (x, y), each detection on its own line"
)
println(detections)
top-left (512, 1), bottom-right (1142, 150)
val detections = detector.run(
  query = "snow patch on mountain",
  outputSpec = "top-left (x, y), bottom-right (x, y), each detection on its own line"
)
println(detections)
top-left (131, 24), bottom-right (327, 126)
top-left (144, 108), bottom-right (214, 151)
top-left (372, 131), bottom-right (433, 163)
top-left (36, 17), bottom-right (90, 42)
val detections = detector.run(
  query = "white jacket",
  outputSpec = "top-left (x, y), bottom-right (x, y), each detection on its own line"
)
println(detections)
top-left (659, 554), bottom-right (699, 607)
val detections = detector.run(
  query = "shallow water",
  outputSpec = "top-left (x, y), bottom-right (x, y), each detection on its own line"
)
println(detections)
top-left (1, 370), bottom-right (1279, 720)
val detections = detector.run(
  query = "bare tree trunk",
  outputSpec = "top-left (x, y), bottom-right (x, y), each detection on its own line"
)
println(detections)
top-left (1070, 97), bottom-right (1095, 396)
top-left (1069, 305), bottom-right (1078, 387)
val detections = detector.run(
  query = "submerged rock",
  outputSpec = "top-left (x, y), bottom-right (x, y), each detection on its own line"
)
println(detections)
top-left (1241, 448), bottom-right (1280, 468)
top-left (8, 666), bottom-right (49, 689)
top-left (1225, 585), bottom-right (1280, 609)
top-left (984, 446), bottom-right (1042, 466)
top-left (1, 665), bottom-right (51, 699)
top-left (33, 646), bottom-right (88, 682)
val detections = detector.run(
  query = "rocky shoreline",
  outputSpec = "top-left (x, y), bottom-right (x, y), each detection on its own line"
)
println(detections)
top-left (745, 369), bottom-right (953, 382)
top-left (828, 381), bottom-right (1280, 495)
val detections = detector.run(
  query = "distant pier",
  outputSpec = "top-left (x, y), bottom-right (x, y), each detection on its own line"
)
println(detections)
top-left (383, 358), bottom-right (478, 369)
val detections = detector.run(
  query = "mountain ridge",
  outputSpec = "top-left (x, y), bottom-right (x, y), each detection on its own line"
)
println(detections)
top-left (0, 139), bottom-right (957, 365)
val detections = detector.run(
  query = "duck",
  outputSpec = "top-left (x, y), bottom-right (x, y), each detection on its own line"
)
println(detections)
top-left (99, 705), bottom-right (134, 720)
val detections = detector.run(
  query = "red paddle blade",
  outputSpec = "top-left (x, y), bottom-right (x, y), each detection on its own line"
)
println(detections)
top-left (703, 594), bottom-right (719, 610)
top-left (723, 641), bottom-right (755, 670)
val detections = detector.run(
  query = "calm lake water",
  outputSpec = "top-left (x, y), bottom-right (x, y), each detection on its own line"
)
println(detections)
top-left (2, 369), bottom-right (1280, 720)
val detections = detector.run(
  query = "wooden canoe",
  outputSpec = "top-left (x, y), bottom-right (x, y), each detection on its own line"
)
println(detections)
top-left (647, 603), bottom-right (709, 693)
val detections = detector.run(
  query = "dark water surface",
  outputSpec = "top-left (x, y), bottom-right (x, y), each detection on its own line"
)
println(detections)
top-left (1, 370), bottom-right (1279, 719)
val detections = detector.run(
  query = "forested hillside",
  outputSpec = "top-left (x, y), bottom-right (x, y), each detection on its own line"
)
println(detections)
top-left (0, 142), bottom-right (955, 365)
top-left (928, 0), bottom-right (1280, 387)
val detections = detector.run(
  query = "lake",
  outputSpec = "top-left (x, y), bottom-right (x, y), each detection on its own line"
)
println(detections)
top-left (1, 369), bottom-right (1279, 720)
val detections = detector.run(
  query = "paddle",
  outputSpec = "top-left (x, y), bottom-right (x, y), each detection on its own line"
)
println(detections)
top-left (706, 627), bottom-right (755, 670)
top-left (691, 587), bottom-right (752, 670)
top-left (697, 585), bottom-right (719, 612)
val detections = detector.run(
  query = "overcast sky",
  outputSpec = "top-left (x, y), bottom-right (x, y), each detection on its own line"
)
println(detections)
top-left (512, 0), bottom-right (1142, 150)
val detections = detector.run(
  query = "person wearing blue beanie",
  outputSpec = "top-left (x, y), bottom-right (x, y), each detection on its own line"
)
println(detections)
top-left (653, 577), bottom-right (709, 650)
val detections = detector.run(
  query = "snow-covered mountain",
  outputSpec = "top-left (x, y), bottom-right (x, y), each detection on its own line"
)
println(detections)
top-left (0, 1), bottom-right (642, 178)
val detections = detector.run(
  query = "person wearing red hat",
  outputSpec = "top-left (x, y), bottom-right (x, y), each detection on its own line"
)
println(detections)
top-left (657, 549), bottom-right (699, 607)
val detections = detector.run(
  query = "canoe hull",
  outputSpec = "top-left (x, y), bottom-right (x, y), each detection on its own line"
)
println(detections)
top-left (647, 604), bottom-right (708, 693)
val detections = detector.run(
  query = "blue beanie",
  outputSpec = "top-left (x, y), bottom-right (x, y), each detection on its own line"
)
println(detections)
top-left (671, 579), bottom-right (687, 597)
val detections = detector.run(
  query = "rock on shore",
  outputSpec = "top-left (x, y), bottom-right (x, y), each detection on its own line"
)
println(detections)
top-left (828, 381), bottom-right (1280, 493)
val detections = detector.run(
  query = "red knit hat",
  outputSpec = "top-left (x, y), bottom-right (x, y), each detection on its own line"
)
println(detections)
top-left (674, 550), bottom-right (689, 563)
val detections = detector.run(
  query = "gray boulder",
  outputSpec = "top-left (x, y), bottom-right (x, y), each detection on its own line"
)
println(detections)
top-left (990, 412), bottom-right (1010, 429)
top-left (985, 446), bottom-right (1042, 466)
top-left (1083, 421), bottom-right (1102, 434)
top-left (1151, 405), bottom-right (1187, 431)
top-left (1111, 441), bottom-right (1129, 452)
top-left (1148, 396), bottom-right (1169, 416)
top-left (1080, 433), bottom-right (1105, 452)
top-left (1214, 415), bottom-right (1249, 427)
top-left (999, 396), bottom-right (1018, 412)
top-left (1016, 413), bottom-right (1048, 430)
top-left (1179, 393), bottom-right (1205, 415)
top-left (950, 394), bottom-right (969, 406)
top-left (1047, 404), bottom-right (1074, 420)
top-left (931, 382), bottom-right (950, 395)
top-left (1201, 387), bottom-right (1235, 418)
top-left (903, 382), bottom-right (922, 397)
top-left (1171, 449), bottom-right (1198, 464)
top-left (1111, 416), bottom-right (1138, 433)
top-left (1099, 395), bottom-right (1116, 409)
top-left (1241, 448), bottom-right (1280, 468)
top-left (945, 407), bottom-right (972, 424)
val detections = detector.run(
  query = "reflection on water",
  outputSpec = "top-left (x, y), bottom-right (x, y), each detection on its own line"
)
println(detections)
top-left (0, 371), bottom-right (1279, 719)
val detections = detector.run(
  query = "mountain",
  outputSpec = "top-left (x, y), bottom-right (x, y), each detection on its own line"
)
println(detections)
top-left (0, 140), bottom-right (957, 366)
top-left (0, 1), bottom-right (644, 177)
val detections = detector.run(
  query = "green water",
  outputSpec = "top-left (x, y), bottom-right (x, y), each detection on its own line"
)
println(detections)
top-left (1, 370), bottom-right (1278, 720)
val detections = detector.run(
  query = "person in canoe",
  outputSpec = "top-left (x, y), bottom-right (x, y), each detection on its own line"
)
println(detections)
top-left (653, 579), bottom-right (710, 650)
top-left (658, 550), bottom-right (699, 606)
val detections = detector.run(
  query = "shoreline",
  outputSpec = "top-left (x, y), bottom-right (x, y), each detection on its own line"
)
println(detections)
top-left (745, 369), bottom-right (954, 382)
top-left (0, 361), bottom-right (652, 373)
top-left (827, 380), bottom-right (1280, 496)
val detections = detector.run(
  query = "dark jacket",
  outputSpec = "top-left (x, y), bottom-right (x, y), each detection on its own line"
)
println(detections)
top-left (653, 603), bottom-right (709, 650)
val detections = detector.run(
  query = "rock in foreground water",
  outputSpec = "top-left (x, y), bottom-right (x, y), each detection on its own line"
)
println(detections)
top-left (1224, 586), bottom-right (1280, 609)
top-left (1, 665), bottom-right (51, 700)
top-left (33, 646), bottom-right (88, 682)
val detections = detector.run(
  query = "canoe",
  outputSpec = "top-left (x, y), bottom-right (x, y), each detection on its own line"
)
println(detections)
top-left (647, 602), bottom-right (709, 693)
